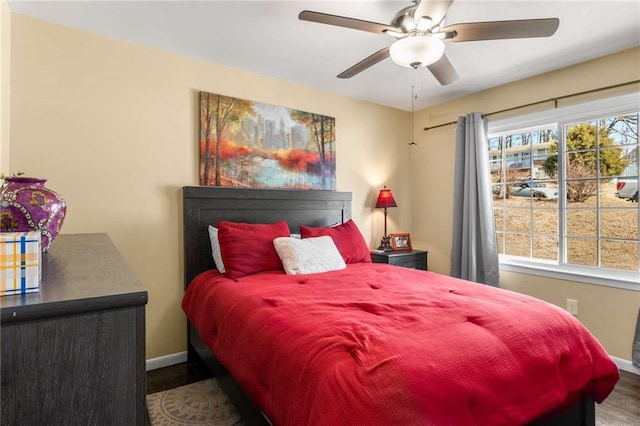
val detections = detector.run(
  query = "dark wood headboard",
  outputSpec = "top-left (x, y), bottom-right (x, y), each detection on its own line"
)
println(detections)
top-left (183, 186), bottom-right (352, 288)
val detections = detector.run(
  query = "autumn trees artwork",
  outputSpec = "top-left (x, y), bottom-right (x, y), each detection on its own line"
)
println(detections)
top-left (199, 91), bottom-right (336, 190)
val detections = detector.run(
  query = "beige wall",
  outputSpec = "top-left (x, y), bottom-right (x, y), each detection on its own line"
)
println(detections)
top-left (0, 0), bottom-right (10, 172)
top-left (7, 10), bottom-right (639, 363)
top-left (411, 47), bottom-right (640, 360)
top-left (7, 13), bottom-right (412, 359)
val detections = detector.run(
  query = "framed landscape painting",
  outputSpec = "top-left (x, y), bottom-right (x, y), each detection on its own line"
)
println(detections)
top-left (199, 91), bottom-right (336, 190)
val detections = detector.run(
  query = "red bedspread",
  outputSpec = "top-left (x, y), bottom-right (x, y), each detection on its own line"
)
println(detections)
top-left (182, 263), bottom-right (619, 426)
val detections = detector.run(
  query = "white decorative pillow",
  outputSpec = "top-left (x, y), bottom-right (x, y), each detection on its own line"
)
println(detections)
top-left (273, 236), bottom-right (346, 275)
top-left (207, 225), bottom-right (226, 273)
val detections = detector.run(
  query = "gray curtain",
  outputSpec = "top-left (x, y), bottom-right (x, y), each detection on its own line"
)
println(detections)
top-left (634, 308), bottom-right (640, 369)
top-left (450, 112), bottom-right (500, 286)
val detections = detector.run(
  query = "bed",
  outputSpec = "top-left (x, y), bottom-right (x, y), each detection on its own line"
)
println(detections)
top-left (182, 186), bottom-right (619, 426)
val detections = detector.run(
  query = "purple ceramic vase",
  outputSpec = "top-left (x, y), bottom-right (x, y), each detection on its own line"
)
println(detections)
top-left (0, 177), bottom-right (66, 251)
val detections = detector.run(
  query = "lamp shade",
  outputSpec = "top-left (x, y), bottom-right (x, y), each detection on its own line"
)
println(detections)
top-left (389, 36), bottom-right (445, 69)
top-left (375, 186), bottom-right (398, 209)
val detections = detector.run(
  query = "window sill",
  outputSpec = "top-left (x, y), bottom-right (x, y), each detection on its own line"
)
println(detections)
top-left (499, 257), bottom-right (639, 292)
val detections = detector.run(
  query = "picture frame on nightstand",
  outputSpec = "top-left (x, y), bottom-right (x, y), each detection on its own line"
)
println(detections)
top-left (390, 233), bottom-right (412, 251)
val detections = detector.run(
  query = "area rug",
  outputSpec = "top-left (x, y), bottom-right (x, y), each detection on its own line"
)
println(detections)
top-left (147, 379), bottom-right (244, 425)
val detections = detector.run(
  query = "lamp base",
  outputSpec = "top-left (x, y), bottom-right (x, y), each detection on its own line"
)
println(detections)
top-left (377, 235), bottom-right (393, 252)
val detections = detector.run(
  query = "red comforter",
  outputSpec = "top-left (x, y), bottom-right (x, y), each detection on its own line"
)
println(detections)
top-left (182, 263), bottom-right (618, 426)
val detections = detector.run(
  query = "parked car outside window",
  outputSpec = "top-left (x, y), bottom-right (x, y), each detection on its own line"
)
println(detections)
top-left (615, 165), bottom-right (638, 202)
top-left (510, 180), bottom-right (558, 199)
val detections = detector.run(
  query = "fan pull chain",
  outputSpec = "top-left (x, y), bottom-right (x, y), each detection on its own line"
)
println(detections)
top-left (409, 71), bottom-right (418, 146)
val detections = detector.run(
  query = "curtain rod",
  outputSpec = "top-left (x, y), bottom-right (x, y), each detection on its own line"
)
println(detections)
top-left (422, 79), bottom-right (640, 132)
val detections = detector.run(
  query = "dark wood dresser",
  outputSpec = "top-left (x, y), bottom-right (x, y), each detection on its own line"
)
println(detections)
top-left (0, 233), bottom-right (148, 426)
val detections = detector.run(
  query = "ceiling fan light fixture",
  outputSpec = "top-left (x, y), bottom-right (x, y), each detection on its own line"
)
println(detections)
top-left (389, 36), bottom-right (445, 69)
top-left (397, 11), bottom-right (417, 32)
top-left (415, 17), bottom-right (433, 32)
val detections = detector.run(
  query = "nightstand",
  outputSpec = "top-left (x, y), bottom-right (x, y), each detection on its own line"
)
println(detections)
top-left (371, 250), bottom-right (428, 271)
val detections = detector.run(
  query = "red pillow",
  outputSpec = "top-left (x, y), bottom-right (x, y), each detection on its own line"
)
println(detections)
top-left (300, 219), bottom-right (371, 264)
top-left (217, 221), bottom-right (290, 279)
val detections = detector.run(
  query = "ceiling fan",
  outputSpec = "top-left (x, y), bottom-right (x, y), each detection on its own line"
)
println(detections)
top-left (299, 0), bottom-right (559, 85)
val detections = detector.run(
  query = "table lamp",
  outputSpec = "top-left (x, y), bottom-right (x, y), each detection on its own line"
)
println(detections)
top-left (375, 185), bottom-right (397, 251)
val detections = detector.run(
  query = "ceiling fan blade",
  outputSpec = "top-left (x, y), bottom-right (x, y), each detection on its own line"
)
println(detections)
top-left (337, 47), bottom-right (391, 79)
top-left (442, 18), bottom-right (559, 42)
top-left (427, 53), bottom-right (459, 85)
top-left (299, 10), bottom-right (398, 35)
top-left (414, 0), bottom-right (454, 26)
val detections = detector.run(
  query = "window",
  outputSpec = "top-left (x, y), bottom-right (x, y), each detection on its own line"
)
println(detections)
top-left (488, 94), bottom-right (639, 290)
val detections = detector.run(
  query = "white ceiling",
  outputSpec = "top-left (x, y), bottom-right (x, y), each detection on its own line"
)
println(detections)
top-left (7, 0), bottom-right (640, 111)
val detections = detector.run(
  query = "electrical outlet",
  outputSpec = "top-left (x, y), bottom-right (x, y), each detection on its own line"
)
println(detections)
top-left (566, 298), bottom-right (578, 316)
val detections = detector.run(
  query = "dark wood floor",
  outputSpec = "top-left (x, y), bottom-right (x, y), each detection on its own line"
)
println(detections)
top-left (595, 369), bottom-right (640, 425)
top-left (147, 359), bottom-right (212, 395)
top-left (147, 360), bottom-right (640, 425)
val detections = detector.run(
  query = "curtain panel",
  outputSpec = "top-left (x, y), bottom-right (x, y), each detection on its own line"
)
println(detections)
top-left (634, 308), bottom-right (640, 369)
top-left (450, 112), bottom-right (499, 286)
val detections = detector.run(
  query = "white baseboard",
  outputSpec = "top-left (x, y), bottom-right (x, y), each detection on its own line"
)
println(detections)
top-left (611, 355), bottom-right (640, 376)
top-left (146, 351), bottom-right (188, 371)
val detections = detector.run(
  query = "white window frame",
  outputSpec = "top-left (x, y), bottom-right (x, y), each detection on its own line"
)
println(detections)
top-left (488, 93), bottom-right (640, 291)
